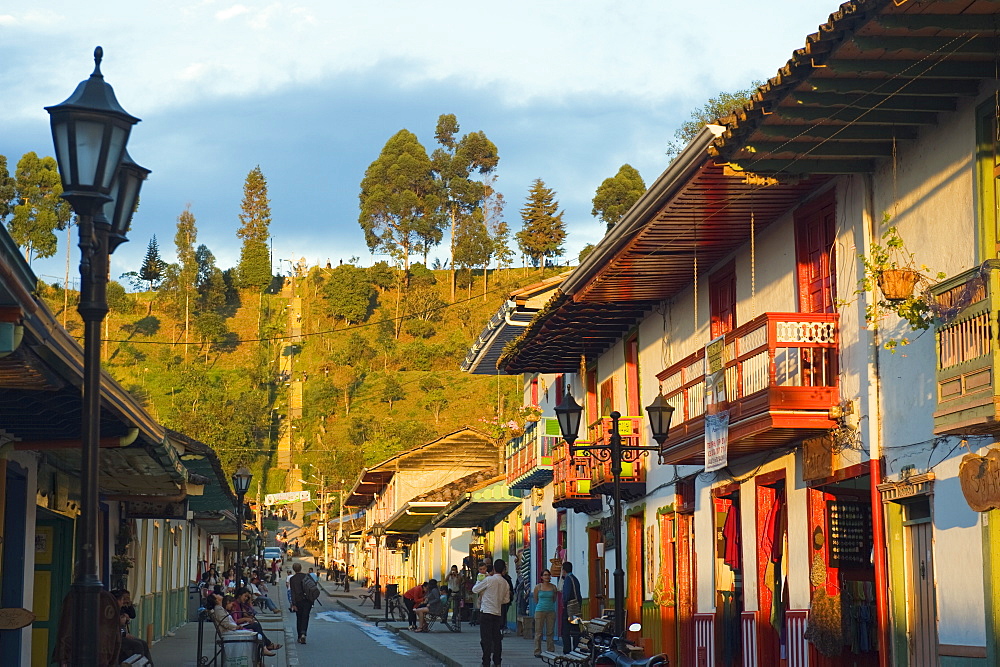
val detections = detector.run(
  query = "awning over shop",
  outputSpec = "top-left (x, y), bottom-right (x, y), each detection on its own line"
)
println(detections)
top-left (383, 501), bottom-right (449, 534)
top-left (433, 480), bottom-right (520, 529)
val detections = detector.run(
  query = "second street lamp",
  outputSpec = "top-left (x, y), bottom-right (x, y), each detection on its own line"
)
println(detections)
top-left (46, 46), bottom-right (147, 667)
top-left (555, 389), bottom-right (674, 636)
top-left (232, 467), bottom-right (253, 587)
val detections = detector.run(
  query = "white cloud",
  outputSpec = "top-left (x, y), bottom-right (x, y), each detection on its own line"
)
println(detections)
top-left (215, 4), bottom-right (249, 21)
top-left (0, 15), bottom-right (16, 26)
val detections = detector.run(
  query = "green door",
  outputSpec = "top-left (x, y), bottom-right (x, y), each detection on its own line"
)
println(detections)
top-left (31, 510), bottom-right (73, 666)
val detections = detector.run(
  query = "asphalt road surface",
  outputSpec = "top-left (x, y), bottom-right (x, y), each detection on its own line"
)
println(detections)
top-left (291, 607), bottom-right (443, 666)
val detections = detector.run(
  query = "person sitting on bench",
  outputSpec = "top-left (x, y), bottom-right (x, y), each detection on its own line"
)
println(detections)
top-left (207, 592), bottom-right (277, 657)
top-left (413, 579), bottom-right (444, 632)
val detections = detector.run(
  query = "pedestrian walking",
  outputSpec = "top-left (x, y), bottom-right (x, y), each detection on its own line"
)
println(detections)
top-left (532, 569), bottom-right (558, 657)
top-left (471, 561), bottom-right (489, 626)
top-left (473, 559), bottom-right (511, 667)
top-left (561, 561), bottom-right (583, 654)
top-left (289, 563), bottom-right (315, 644)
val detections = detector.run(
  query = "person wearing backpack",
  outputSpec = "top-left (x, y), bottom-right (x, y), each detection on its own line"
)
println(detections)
top-left (289, 562), bottom-right (319, 644)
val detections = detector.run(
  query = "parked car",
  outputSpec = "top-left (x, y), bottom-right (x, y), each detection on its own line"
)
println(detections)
top-left (263, 546), bottom-right (283, 560)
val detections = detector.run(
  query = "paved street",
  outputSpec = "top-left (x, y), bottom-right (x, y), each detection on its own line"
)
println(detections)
top-left (293, 607), bottom-right (443, 666)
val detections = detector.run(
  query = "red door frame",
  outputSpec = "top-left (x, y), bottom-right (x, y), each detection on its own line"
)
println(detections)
top-left (755, 471), bottom-right (786, 666)
top-left (709, 261), bottom-right (737, 338)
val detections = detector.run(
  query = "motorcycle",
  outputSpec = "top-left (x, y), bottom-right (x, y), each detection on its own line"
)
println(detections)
top-left (570, 617), bottom-right (670, 667)
top-left (591, 622), bottom-right (669, 667)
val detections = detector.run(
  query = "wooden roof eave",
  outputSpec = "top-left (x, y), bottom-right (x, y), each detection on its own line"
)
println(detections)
top-left (711, 0), bottom-right (1000, 175)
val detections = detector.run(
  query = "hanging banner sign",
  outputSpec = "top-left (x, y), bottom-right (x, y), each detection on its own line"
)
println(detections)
top-left (264, 490), bottom-right (311, 506)
top-left (705, 411), bottom-right (730, 473)
top-left (704, 336), bottom-right (730, 472)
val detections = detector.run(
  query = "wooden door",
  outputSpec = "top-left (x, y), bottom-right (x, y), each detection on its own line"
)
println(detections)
top-left (676, 511), bottom-right (696, 665)
top-left (31, 511), bottom-right (73, 667)
top-left (626, 514), bottom-right (644, 638)
top-left (709, 262), bottom-right (737, 338)
top-left (906, 519), bottom-right (937, 664)
top-left (795, 193), bottom-right (837, 314)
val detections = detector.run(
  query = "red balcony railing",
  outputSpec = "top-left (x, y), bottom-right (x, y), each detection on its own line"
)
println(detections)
top-left (655, 312), bottom-right (840, 466)
top-left (552, 440), bottom-right (602, 512)
top-left (505, 418), bottom-right (559, 490)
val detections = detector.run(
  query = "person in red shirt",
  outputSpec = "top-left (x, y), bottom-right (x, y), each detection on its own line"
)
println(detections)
top-left (402, 582), bottom-right (426, 631)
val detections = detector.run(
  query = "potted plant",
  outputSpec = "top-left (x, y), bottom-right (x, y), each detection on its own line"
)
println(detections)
top-left (853, 215), bottom-right (945, 350)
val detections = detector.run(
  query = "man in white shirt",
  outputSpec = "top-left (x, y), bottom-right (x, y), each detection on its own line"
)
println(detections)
top-left (472, 559), bottom-right (511, 667)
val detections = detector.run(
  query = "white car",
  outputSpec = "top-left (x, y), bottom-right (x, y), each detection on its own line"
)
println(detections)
top-left (263, 547), bottom-right (283, 560)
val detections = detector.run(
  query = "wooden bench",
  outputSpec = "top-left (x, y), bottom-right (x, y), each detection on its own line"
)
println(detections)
top-left (358, 585), bottom-right (377, 606)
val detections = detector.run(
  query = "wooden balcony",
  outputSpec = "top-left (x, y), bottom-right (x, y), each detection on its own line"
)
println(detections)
top-left (552, 440), bottom-right (602, 513)
top-left (588, 416), bottom-right (647, 501)
top-left (655, 312), bottom-right (840, 466)
top-left (933, 265), bottom-right (1000, 435)
top-left (505, 417), bottom-right (560, 490)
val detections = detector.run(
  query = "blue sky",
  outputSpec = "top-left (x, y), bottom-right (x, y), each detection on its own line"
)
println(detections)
top-left (0, 1), bottom-right (834, 286)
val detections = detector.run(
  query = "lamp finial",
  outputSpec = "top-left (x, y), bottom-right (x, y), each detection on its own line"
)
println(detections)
top-left (93, 47), bottom-right (104, 77)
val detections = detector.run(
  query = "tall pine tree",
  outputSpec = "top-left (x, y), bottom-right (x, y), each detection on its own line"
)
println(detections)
top-left (516, 179), bottom-right (565, 268)
top-left (139, 235), bottom-right (166, 290)
top-left (236, 165), bottom-right (273, 291)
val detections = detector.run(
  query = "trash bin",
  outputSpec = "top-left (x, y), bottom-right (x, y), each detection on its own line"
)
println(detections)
top-left (385, 583), bottom-right (398, 599)
top-left (188, 584), bottom-right (204, 622)
top-left (222, 629), bottom-right (260, 667)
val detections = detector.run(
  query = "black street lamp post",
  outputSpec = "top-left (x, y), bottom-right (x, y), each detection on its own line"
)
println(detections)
top-left (46, 47), bottom-right (148, 667)
top-left (371, 523), bottom-right (385, 609)
top-left (555, 390), bottom-right (674, 636)
top-left (232, 467), bottom-right (253, 587)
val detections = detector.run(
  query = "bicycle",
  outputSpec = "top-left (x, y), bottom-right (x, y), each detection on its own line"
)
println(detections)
top-left (386, 593), bottom-right (409, 623)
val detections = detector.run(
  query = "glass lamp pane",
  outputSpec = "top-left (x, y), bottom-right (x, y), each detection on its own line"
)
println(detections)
top-left (74, 120), bottom-right (105, 188)
top-left (52, 122), bottom-right (71, 188)
top-left (101, 125), bottom-right (127, 191)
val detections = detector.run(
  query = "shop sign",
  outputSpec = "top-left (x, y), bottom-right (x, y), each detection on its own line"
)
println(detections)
top-left (264, 490), bottom-right (311, 506)
top-left (124, 499), bottom-right (188, 519)
top-left (959, 449), bottom-right (1000, 512)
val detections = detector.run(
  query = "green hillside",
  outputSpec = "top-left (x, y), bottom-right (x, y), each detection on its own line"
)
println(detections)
top-left (38, 265), bottom-right (559, 493)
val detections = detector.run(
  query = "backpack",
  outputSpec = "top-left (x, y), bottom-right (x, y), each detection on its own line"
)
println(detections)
top-left (300, 574), bottom-right (320, 603)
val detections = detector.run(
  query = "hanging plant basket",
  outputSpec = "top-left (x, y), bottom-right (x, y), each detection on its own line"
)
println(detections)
top-left (877, 268), bottom-right (919, 301)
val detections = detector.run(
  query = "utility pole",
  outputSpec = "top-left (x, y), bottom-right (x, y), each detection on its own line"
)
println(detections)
top-left (322, 474), bottom-right (330, 571)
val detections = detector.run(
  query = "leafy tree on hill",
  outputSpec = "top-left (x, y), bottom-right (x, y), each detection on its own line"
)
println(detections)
top-left (359, 129), bottom-right (442, 286)
top-left (665, 82), bottom-right (762, 158)
top-left (195, 244), bottom-right (226, 312)
top-left (0, 155), bottom-right (16, 222)
top-left (431, 114), bottom-right (500, 301)
top-left (321, 263), bottom-right (375, 324)
top-left (375, 372), bottom-right (405, 409)
top-left (6, 152), bottom-right (71, 263)
top-left (168, 205), bottom-right (199, 355)
top-left (483, 176), bottom-right (511, 297)
top-left (516, 179), bottom-right (565, 268)
top-left (592, 164), bottom-right (645, 233)
top-left (236, 165), bottom-right (273, 291)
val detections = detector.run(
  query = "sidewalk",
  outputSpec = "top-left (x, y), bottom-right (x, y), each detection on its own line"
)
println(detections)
top-left (151, 605), bottom-right (288, 667)
top-left (328, 580), bottom-right (548, 667)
